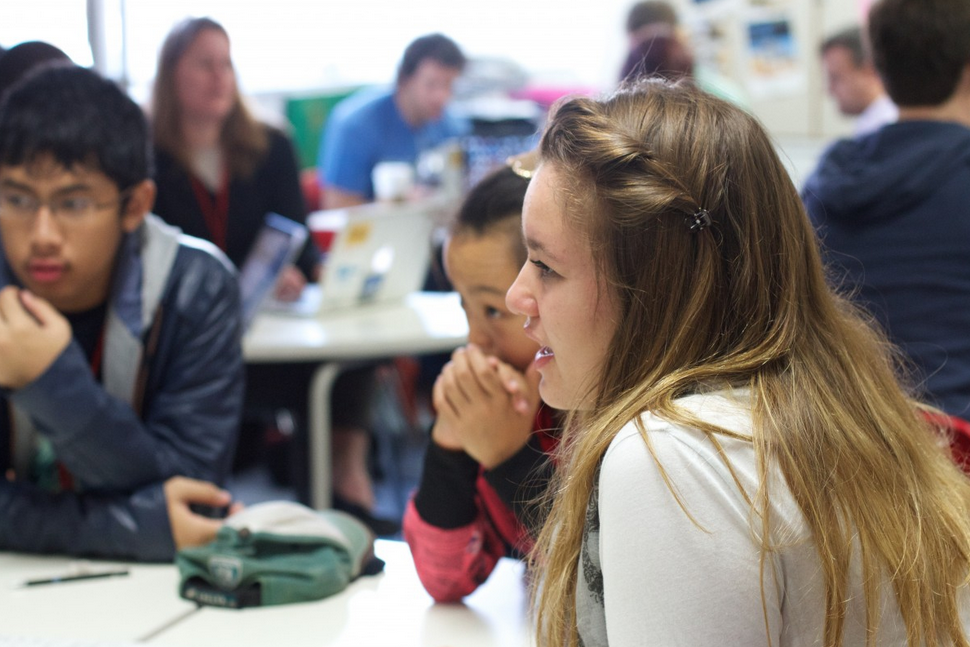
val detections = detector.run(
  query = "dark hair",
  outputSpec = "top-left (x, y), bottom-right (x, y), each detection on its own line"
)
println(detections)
top-left (0, 40), bottom-right (71, 102)
top-left (0, 65), bottom-right (152, 191)
top-left (620, 35), bottom-right (694, 83)
top-left (820, 26), bottom-right (868, 66)
top-left (625, 1), bottom-right (678, 34)
top-left (868, 0), bottom-right (970, 106)
top-left (455, 165), bottom-right (529, 233)
top-left (396, 33), bottom-right (465, 85)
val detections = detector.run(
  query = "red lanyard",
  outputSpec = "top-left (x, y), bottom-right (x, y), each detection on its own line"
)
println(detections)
top-left (189, 171), bottom-right (230, 251)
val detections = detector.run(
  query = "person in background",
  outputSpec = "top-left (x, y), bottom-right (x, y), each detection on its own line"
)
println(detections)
top-left (0, 64), bottom-right (243, 560)
top-left (619, 34), bottom-right (694, 85)
top-left (403, 164), bottom-right (558, 602)
top-left (819, 26), bottom-right (897, 136)
top-left (149, 17), bottom-right (395, 535)
top-left (625, 0), bottom-right (678, 49)
top-left (506, 79), bottom-right (970, 645)
top-left (318, 33), bottom-right (467, 209)
top-left (623, 1), bottom-right (749, 108)
top-left (314, 32), bottom-right (467, 532)
top-left (803, 0), bottom-right (970, 419)
top-left (150, 16), bottom-right (317, 300)
top-left (0, 41), bottom-right (71, 101)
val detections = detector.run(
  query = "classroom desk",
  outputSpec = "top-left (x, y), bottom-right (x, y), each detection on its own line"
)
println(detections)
top-left (0, 540), bottom-right (531, 647)
top-left (243, 291), bottom-right (468, 510)
top-left (154, 539), bottom-right (533, 647)
top-left (0, 553), bottom-right (195, 643)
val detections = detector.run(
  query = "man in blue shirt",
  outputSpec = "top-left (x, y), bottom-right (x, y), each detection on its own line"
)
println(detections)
top-left (314, 35), bottom-right (465, 532)
top-left (319, 33), bottom-right (467, 208)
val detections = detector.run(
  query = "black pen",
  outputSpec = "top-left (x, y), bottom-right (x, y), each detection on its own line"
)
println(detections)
top-left (21, 569), bottom-right (130, 587)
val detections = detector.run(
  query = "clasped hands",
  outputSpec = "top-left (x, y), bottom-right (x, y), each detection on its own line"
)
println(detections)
top-left (431, 344), bottom-right (541, 470)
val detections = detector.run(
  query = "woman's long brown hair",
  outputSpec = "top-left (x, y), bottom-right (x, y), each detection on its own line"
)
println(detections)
top-left (530, 80), bottom-right (970, 647)
top-left (150, 17), bottom-right (268, 179)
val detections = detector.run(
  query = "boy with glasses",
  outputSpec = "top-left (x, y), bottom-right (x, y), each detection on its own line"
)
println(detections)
top-left (0, 64), bottom-right (243, 560)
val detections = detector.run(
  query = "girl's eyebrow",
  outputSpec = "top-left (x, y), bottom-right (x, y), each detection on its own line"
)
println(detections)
top-left (524, 235), bottom-right (564, 265)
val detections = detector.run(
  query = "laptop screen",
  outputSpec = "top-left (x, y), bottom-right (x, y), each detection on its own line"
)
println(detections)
top-left (237, 213), bottom-right (308, 329)
top-left (315, 200), bottom-right (439, 312)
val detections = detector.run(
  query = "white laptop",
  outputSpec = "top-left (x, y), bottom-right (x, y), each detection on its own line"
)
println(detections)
top-left (313, 200), bottom-right (437, 312)
top-left (236, 212), bottom-right (308, 329)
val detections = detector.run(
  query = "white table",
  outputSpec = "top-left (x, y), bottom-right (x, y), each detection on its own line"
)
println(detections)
top-left (152, 539), bottom-right (533, 647)
top-left (0, 553), bottom-right (195, 643)
top-left (0, 540), bottom-right (532, 647)
top-left (243, 291), bottom-right (468, 509)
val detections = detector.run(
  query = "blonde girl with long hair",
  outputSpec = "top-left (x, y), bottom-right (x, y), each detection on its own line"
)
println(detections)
top-left (506, 80), bottom-right (970, 646)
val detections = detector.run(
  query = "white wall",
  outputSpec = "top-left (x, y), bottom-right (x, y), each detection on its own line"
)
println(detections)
top-left (1, 0), bottom-right (867, 139)
top-left (669, 0), bottom-right (860, 138)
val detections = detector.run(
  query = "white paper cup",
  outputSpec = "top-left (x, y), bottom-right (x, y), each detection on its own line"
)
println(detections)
top-left (372, 161), bottom-right (415, 202)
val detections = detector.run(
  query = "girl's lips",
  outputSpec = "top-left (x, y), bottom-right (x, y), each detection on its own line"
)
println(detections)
top-left (534, 346), bottom-right (554, 369)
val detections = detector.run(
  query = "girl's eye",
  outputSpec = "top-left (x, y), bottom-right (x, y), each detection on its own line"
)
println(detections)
top-left (530, 259), bottom-right (556, 278)
top-left (485, 306), bottom-right (503, 319)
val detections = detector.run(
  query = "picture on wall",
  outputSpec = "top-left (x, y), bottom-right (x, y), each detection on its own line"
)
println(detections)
top-left (745, 10), bottom-right (804, 98)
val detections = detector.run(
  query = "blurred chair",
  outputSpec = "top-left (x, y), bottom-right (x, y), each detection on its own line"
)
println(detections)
top-left (301, 168), bottom-right (323, 211)
top-left (924, 411), bottom-right (970, 474)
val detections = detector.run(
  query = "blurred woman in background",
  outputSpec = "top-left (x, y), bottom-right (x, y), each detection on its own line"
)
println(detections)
top-left (148, 19), bottom-right (390, 535)
top-left (150, 16), bottom-right (317, 296)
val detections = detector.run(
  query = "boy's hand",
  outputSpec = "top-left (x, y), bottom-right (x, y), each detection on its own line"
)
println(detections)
top-left (0, 287), bottom-right (71, 389)
top-left (430, 347), bottom-right (469, 451)
top-left (165, 476), bottom-right (240, 551)
top-left (433, 344), bottom-right (540, 469)
top-left (491, 357), bottom-right (542, 417)
top-left (429, 410), bottom-right (465, 452)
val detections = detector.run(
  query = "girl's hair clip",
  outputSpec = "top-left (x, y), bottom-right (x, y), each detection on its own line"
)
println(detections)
top-left (507, 150), bottom-right (539, 179)
top-left (686, 209), bottom-right (712, 232)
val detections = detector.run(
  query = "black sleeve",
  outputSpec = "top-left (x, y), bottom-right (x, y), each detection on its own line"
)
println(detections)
top-left (483, 433), bottom-right (555, 537)
top-left (264, 128), bottom-right (321, 279)
top-left (412, 440), bottom-right (481, 529)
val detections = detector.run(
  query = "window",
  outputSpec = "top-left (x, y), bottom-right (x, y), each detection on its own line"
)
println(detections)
top-left (0, 1), bottom-right (93, 67)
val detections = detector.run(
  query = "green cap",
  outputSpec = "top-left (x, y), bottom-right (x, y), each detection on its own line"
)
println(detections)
top-left (177, 501), bottom-right (376, 608)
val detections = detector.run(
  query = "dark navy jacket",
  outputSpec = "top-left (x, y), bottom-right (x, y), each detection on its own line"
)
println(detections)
top-left (0, 215), bottom-right (243, 561)
top-left (802, 120), bottom-right (970, 417)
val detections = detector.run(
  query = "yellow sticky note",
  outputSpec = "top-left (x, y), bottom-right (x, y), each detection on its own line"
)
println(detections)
top-left (345, 222), bottom-right (372, 246)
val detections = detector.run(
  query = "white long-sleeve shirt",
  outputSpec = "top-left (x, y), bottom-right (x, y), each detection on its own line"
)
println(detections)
top-left (576, 389), bottom-right (964, 646)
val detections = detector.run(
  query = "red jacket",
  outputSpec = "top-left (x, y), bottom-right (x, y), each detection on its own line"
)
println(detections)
top-left (403, 406), bottom-right (557, 602)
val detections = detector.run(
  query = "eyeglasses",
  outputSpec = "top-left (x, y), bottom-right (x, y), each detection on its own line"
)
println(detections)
top-left (0, 189), bottom-right (129, 225)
